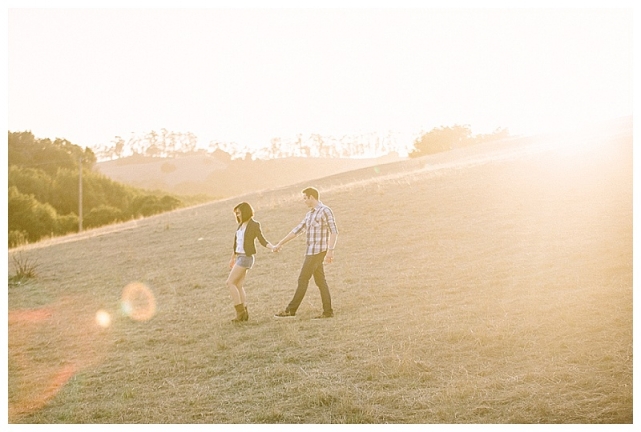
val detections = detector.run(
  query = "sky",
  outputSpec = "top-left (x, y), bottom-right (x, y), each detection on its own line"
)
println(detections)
top-left (7, 5), bottom-right (634, 154)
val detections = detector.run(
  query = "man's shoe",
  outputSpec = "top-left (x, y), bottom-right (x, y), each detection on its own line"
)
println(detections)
top-left (312, 312), bottom-right (334, 319)
top-left (274, 310), bottom-right (296, 318)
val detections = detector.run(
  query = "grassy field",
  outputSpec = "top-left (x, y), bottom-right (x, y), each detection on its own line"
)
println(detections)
top-left (7, 125), bottom-right (632, 423)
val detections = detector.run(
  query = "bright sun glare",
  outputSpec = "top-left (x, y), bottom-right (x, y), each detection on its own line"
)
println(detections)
top-left (7, 9), bottom-right (632, 152)
top-left (95, 309), bottom-right (112, 328)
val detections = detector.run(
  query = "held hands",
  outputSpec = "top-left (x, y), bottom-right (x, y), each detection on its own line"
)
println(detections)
top-left (268, 243), bottom-right (282, 253)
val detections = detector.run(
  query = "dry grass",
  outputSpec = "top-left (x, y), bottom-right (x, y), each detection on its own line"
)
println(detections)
top-left (7, 127), bottom-right (632, 423)
top-left (8, 252), bottom-right (39, 286)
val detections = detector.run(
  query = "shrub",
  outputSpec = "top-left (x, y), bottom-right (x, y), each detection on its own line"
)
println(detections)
top-left (56, 213), bottom-right (79, 234)
top-left (84, 205), bottom-right (123, 228)
top-left (8, 230), bottom-right (28, 249)
top-left (9, 252), bottom-right (39, 285)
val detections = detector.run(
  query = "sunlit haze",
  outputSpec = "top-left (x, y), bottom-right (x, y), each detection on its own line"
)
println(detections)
top-left (7, 7), bottom-right (632, 155)
top-left (5, 4), bottom-right (635, 424)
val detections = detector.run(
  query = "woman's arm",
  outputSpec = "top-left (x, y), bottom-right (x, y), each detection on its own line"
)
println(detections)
top-left (253, 221), bottom-right (275, 251)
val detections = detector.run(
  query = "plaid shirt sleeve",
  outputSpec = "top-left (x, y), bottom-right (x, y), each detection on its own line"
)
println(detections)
top-left (291, 217), bottom-right (306, 236)
top-left (322, 206), bottom-right (339, 235)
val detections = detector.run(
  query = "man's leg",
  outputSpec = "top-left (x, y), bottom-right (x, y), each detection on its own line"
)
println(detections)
top-left (312, 254), bottom-right (333, 315)
top-left (286, 254), bottom-right (323, 314)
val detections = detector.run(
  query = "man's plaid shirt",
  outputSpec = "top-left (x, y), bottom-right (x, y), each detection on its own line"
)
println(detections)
top-left (291, 202), bottom-right (338, 255)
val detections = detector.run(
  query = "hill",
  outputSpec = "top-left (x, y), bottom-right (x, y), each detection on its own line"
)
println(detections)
top-left (8, 120), bottom-right (632, 423)
top-left (95, 152), bottom-right (403, 199)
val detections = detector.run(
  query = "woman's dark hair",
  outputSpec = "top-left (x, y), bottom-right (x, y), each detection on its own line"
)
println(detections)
top-left (233, 202), bottom-right (254, 225)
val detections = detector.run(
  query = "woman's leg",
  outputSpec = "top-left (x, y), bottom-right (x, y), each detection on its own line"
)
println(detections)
top-left (226, 265), bottom-right (247, 306)
top-left (237, 269), bottom-right (247, 305)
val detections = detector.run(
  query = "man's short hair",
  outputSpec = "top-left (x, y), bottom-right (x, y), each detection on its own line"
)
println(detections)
top-left (302, 187), bottom-right (319, 200)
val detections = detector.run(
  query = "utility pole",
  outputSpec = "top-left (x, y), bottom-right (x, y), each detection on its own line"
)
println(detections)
top-left (78, 156), bottom-right (83, 232)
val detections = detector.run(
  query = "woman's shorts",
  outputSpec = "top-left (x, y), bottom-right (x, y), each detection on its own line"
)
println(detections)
top-left (235, 254), bottom-right (255, 269)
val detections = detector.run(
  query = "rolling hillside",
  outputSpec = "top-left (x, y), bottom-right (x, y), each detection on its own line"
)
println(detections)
top-left (95, 152), bottom-right (402, 198)
top-left (8, 120), bottom-right (632, 423)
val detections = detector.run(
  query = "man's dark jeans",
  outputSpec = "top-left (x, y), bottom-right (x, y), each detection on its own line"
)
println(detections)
top-left (286, 251), bottom-right (333, 315)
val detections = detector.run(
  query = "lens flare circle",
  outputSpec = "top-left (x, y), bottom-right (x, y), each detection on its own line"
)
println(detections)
top-left (95, 309), bottom-right (112, 328)
top-left (121, 282), bottom-right (156, 321)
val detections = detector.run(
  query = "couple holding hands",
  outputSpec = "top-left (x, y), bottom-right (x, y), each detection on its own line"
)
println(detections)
top-left (226, 187), bottom-right (338, 323)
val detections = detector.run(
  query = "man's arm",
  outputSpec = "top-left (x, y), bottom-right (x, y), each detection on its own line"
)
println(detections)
top-left (325, 232), bottom-right (338, 263)
top-left (274, 230), bottom-right (298, 252)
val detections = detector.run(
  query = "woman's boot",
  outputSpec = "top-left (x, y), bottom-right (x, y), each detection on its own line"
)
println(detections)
top-left (231, 304), bottom-right (245, 323)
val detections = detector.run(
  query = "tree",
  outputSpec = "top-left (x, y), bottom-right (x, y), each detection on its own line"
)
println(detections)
top-left (8, 131), bottom-right (96, 174)
top-left (269, 138), bottom-right (282, 159)
top-left (8, 165), bottom-right (53, 205)
top-left (409, 125), bottom-right (473, 157)
top-left (50, 168), bottom-right (80, 216)
top-left (8, 186), bottom-right (58, 243)
top-left (112, 136), bottom-right (126, 159)
top-left (184, 132), bottom-right (198, 153)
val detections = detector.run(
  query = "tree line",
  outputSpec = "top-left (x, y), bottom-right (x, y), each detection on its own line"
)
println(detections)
top-left (93, 129), bottom-right (413, 161)
top-left (8, 131), bottom-right (183, 248)
top-left (93, 125), bottom-right (509, 162)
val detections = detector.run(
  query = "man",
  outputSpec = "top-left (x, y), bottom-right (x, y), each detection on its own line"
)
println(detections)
top-left (274, 187), bottom-right (338, 319)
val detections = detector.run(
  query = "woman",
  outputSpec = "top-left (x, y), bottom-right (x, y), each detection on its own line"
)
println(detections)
top-left (226, 202), bottom-right (274, 322)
